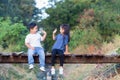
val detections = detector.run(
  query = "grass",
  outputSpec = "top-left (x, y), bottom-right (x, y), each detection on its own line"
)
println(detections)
top-left (64, 64), bottom-right (96, 80)
top-left (72, 35), bottom-right (120, 55)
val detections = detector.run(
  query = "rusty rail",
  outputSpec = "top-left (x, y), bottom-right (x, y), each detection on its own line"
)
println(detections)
top-left (0, 53), bottom-right (120, 63)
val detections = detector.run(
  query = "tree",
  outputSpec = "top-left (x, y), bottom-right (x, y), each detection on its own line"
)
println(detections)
top-left (92, 0), bottom-right (120, 42)
top-left (0, 0), bottom-right (42, 25)
top-left (43, 0), bottom-right (90, 28)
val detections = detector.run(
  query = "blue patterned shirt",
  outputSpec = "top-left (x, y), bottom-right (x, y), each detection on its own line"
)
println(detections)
top-left (52, 34), bottom-right (68, 51)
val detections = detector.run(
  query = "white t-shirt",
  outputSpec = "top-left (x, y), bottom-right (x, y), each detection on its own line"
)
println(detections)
top-left (25, 33), bottom-right (43, 47)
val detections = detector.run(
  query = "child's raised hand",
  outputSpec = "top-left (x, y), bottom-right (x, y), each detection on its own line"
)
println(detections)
top-left (53, 29), bottom-right (57, 34)
top-left (42, 30), bottom-right (47, 34)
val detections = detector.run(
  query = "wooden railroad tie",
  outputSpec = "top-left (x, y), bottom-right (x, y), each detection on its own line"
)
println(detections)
top-left (0, 52), bottom-right (120, 63)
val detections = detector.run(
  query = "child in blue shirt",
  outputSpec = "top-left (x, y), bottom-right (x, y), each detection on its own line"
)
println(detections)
top-left (51, 24), bottom-right (70, 75)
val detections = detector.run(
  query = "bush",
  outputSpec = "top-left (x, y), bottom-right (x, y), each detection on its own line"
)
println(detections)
top-left (69, 26), bottom-right (102, 51)
top-left (0, 17), bottom-right (28, 51)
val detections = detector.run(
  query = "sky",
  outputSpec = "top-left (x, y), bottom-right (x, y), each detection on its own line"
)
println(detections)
top-left (35, 0), bottom-right (49, 9)
top-left (35, 0), bottom-right (49, 20)
top-left (35, 0), bottom-right (60, 20)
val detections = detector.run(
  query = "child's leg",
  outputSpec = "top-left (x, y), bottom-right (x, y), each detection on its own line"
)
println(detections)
top-left (51, 49), bottom-right (57, 67)
top-left (51, 49), bottom-right (57, 75)
top-left (58, 50), bottom-right (64, 74)
top-left (28, 49), bottom-right (34, 65)
top-left (37, 47), bottom-right (45, 67)
top-left (58, 50), bottom-right (64, 67)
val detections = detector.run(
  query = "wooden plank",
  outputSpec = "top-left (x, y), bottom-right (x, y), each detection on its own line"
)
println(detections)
top-left (0, 53), bottom-right (120, 63)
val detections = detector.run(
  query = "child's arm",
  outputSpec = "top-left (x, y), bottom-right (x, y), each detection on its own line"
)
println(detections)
top-left (53, 29), bottom-right (57, 40)
top-left (64, 35), bottom-right (70, 54)
top-left (64, 44), bottom-right (69, 54)
top-left (41, 30), bottom-right (47, 41)
top-left (25, 36), bottom-right (34, 50)
top-left (25, 43), bottom-right (34, 50)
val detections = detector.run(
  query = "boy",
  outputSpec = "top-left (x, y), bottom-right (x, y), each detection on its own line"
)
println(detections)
top-left (25, 22), bottom-right (47, 71)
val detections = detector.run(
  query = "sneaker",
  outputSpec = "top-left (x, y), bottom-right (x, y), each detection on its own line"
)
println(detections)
top-left (51, 68), bottom-right (55, 75)
top-left (29, 64), bottom-right (34, 69)
top-left (40, 67), bottom-right (45, 71)
top-left (59, 67), bottom-right (63, 75)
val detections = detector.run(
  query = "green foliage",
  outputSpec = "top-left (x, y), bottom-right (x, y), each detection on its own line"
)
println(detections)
top-left (69, 27), bottom-right (102, 51)
top-left (116, 48), bottom-right (120, 54)
top-left (42, 0), bottom-right (90, 27)
top-left (0, 75), bottom-right (9, 80)
top-left (44, 33), bottom-right (54, 52)
top-left (92, 0), bottom-right (120, 42)
top-left (0, 0), bottom-right (41, 25)
top-left (69, 28), bottom-right (83, 49)
top-left (0, 17), bottom-right (28, 51)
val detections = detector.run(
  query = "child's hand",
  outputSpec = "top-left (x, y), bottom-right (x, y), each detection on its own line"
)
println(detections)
top-left (53, 29), bottom-right (57, 34)
top-left (42, 30), bottom-right (47, 34)
top-left (64, 51), bottom-right (70, 55)
top-left (31, 46), bottom-right (34, 50)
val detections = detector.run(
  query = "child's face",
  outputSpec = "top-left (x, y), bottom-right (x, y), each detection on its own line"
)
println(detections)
top-left (30, 26), bottom-right (38, 33)
top-left (60, 27), bottom-right (64, 34)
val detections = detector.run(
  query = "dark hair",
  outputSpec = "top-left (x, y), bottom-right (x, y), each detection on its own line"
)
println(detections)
top-left (60, 24), bottom-right (70, 42)
top-left (27, 22), bottom-right (37, 31)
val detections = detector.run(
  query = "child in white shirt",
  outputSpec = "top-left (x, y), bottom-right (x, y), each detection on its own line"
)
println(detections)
top-left (25, 22), bottom-right (47, 71)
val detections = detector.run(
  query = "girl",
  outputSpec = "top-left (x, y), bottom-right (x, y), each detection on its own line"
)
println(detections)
top-left (51, 24), bottom-right (70, 75)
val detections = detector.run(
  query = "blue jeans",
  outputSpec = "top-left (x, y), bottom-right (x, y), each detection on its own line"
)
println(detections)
top-left (27, 47), bottom-right (45, 67)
